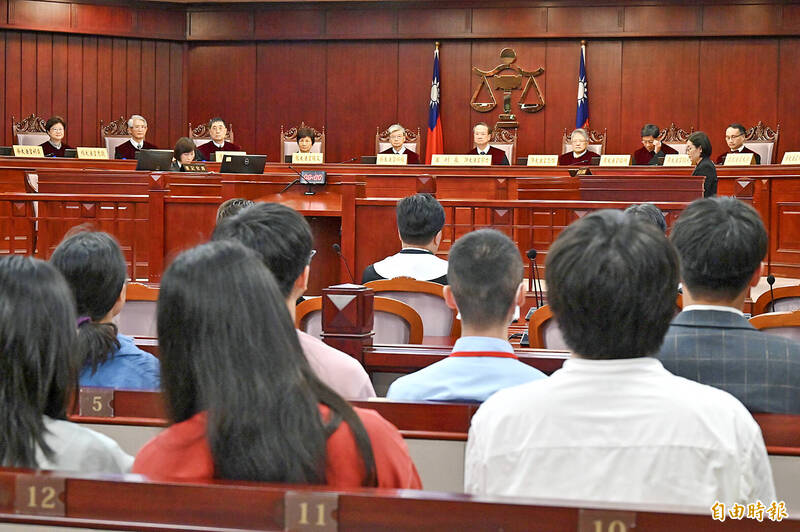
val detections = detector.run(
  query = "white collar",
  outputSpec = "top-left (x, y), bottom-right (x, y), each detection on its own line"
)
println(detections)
top-left (49, 140), bottom-right (62, 149)
top-left (392, 146), bottom-right (406, 154)
top-left (476, 146), bottom-right (490, 154)
top-left (734, 146), bottom-right (744, 153)
top-left (213, 141), bottom-right (225, 148)
top-left (574, 150), bottom-right (587, 157)
top-left (683, 304), bottom-right (744, 317)
top-left (130, 139), bottom-right (142, 149)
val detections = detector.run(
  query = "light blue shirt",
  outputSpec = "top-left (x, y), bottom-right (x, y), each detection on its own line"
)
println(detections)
top-left (386, 337), bottom-right (546, 402)
top-left (79, 333), bottom-right (160, 390)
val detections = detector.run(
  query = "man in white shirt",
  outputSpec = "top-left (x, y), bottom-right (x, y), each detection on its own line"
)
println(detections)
top-left (715, 123), bottom-right (761, 164)
top-left (465, 209), bottom-right (775, 507)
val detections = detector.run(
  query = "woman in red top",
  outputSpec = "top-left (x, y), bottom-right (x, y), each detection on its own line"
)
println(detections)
top-left (132, 240), bottom-right (421, 489)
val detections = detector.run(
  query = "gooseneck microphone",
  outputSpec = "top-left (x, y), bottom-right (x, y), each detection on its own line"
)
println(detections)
top-left (332, 243), bottom-right (356, 284)
top-left (526, 249), bottom-right (543, 309)
top-left (338, 156), bottom-right (359, 164)
top-left (767, 274), bottom-right (776, 313)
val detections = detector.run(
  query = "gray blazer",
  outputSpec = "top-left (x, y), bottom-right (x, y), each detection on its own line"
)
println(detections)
top-left (658, 309), bottom-right (800, 414)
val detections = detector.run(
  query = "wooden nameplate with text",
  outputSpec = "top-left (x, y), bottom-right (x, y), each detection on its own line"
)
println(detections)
top-left (663, 154), bottom-right (692, 167)
top-left (431, 154), bottom-right (491, 166)
top-left (13, 145), bottom-right (44, 158)
top-left (599, 155), bottom-right (631, 166)
top-left (724, 152), bottom-right (755, 166)
top-left (377, 153), bottom-right (408, 165)
top-left (77, 147), bottom-right (109, 160)
top-left (527, 155), bottom-right (559, 167)
top-left (292, 152), bottom-right (324, 164)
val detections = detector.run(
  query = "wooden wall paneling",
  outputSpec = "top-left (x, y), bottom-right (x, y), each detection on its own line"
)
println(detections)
top-left (326, 9), bottom-right (395, 38)
top-left (470, 40), bottom-right (547, 157)
top-left (623, 6), bottom-right (700, 35)
top-left (697, 39), bottom-right (778, 161)
top-left (548, 7), bottom-right (622, 36)
top-left (51, 34), bottom-right (68, 123)
top-left (35, 33), bottom-right (52, 120)
top-left (777, 38), bottom-right (800, 159)
top-left (254, 41), bottom-right (326, 160)
top-left (19, 31), bottom-right (35, 117)
top-left (784, 5), bottom-right (800, 33)
top-left (111, 38), bottom-right (127, 120)
top-left (95, 37), bottom-right (112, 132)
top-left (325, 41), bottom-right (398, 162)
top-left (702, 5), bottom-right (780, 35)
top-left (169, 42), bottom-right (184, 147)
top-left (254, 9), bottom-right (325, 40)
top-left (438, 41), bottom-right (472, 154)
top-left (0, 33), bottom-right (5, 145)
top-left (353, 204), bottom-right (398, 279)
top-left (188, 10), bottom-right (253, 40)
top-left (0, 0), bottom-right (7, 24)
top-left (585, 40), bottom-right (622, 153)
top-left (543, 40), bottom-right (583, 155)
top-left (125, 39), bottom-right (141, 128)
top-left (396, 41), bottom-right (433, 159)
top-left (397, 8), bottom-right (469, 37)
top-left (5, 32), bottom-right (23, 139)
top-left (619, 39), bottom-right (699, 154)
top-left (138, 8), bottom-right (186, 40)
top-left (66, 34), bottom-right (82, 144)
top-left (154, 41), bottom-right (171, 149)
top-left (139, 40), bottom-right (156, 142)
top-left (81, 37), bottom-right (98, 148)
top-left (10, 0), bottom-right (70, 30)
top-left (471, 8), bottom-right (547, 36)
top-left (72, 3), bottom-right (134, 35)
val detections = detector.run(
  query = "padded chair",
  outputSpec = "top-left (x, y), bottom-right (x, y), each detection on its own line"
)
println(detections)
top-left (749, 310), bottom-right (800, 342)
top-left (473, 127), bottom-right (517, 163)
top-left (296, 296), bottom-right (424, 344)
top-left (743, 121), bottom-right (780, 165)
top-left (280, 122), bottom-right (325, 161)
top-left (12, 114), bottom-right (49, 146)
top-left (99, 116), bottom-right (130, 157)
top-left (188, 120), bottom-right (235, 147)
top-left (117, 282), bottom-right (159, 338)
top-left (658, 122), bottom-right (694, 154)
top-left (375, 126), bottom-right (422, 158)
top-left (527, 305), bottom-right (569, 350)
top-left (752, 285), bottom-right (800, 315)
top-left (364, 278), bottom-right (460, 339)
top-left (562, 127), bottom-right (607, 155)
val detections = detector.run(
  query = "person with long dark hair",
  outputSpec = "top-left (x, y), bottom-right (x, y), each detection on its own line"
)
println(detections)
top-left (132, 241), bottom-right (420, 488)
top-left (50, 231), bottom-right (160, 390)
top-left (0, 255), bottom-right (132, 472)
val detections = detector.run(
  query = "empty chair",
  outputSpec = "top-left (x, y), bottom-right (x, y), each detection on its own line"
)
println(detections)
top-left (117, 282), bottom-right (159, 338)
top-left (752, 284), bottom-right (800, 315)
top-left (364, 278), bottom-right (460, 339)
top-left (750, 310), bottom-right (800, 343)
top-left (527, 305), bottom-right (568, 350)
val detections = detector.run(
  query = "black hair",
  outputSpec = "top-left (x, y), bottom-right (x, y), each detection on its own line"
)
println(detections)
top-left (448, 229), bottom-right (522, 327)
top-left (296, 127), bottom-right (316, 145)
top-left (50, 231), bottom-right (126, 375)
top-left (212, 202), bottom-right (312, 297)
top-left (640, 124), bottom-right (660, 138)
top-left (688, 131), bottom-right (712, 159)
top-left (728, 123), bottom-right (747, 136)
top-left (624, 203), bottom-right (667, 233)
top-left (173, 137), bottom-right (196, 159)
top-left (45, 116), bottom-right (66, 132)
top-left (545, 209), bottom-right (679, 359)
top-left (209, 117), bottom-right (227, 129)
top-left (473, 122), bottom-right (492, 134)
top-left (396, 193), bottom-right (445, 246)
top-left (157, 240), bottom-right (376, 485)
top-left (215, 198), bottom-right (255, 223)
top-left (0, 255), bottom-right (78, 467)
top-left (670, 197), bottom-right (767, 301)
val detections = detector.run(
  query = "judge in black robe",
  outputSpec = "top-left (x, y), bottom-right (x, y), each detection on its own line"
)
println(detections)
top-left (39, 116), bottom-right (73, 157)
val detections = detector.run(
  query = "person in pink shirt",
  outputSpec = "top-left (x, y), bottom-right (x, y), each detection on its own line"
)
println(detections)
top-left (212, 202), bottom-right (376, 399)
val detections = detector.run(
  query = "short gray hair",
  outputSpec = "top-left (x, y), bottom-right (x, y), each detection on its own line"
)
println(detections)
top-left (571, 128), bottom-right (588, 142)
top-left (387, 124), bottom-right (405, 136)
top-left (127, 115), bottom-right (147, 128)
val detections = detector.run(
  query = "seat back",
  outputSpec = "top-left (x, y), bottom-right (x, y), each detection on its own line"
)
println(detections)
top-left (100, 116), bottom-right (131, 156)
top-left (750, 310), bottom-right (800, 342)
top-left (280, 123), bottom-right (325, 159)
top-left (12, 114), bottom-right (48, 146)
top-left (527, 305), bottom-right (568, 350)
top-left (744, 121), bottom-right (780, 164)
top-left (364, 278), bottom-right (457, 338)
top-left (189, 120), bottom-right (235, 147)
top-left (562, 127), bottom-right (607, 155)
top-left (659, 122), bottom-right (694, 154)
top-left (752, 285), bottom-right (800, 315)
top-left (375, 126), bottom-right (421, 158)
top-left (117, 282), bottom-right (159, 338)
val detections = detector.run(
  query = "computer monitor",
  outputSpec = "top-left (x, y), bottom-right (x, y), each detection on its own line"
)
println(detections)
top-left (0, 147), bottom-right (13, 156)
top-left (64, 148), bottom-right (78, 158)
top-left (361, 156), bottom-right (377, 164)
top-left (220, 154), bottom-right (267, 174)
top-left (135, 149), bottom-right (174, 171)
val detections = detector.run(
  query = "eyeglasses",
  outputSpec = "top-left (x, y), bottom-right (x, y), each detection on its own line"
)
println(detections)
top-left (725, 134), bottom-right (743, 140)
top-left (307, 249), bottom-right (317, 264)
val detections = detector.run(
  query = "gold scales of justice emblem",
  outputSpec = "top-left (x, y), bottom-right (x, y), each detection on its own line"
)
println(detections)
top-left (470, 48), bottom-right (545, 128)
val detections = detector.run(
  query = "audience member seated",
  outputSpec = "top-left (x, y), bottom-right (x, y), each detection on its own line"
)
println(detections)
top-left (362, 194), bottom-right (448, 285)
top-left (170, 137), bottom-right (197, 171)
top-left (213, 203), bottom-right (376, 399)
top-left (195, 118), bottom-right (242, 162)
top-left (216, 198), bottom-right (255, 223)
top-left (0, 255), bottom-right (132, 473)
top-left (387, 229), bottom-right (546, 402)
top-left (379, 124), bottom-right (420, 164)
top-left (658, 197), bottom-right (800, 413)
top-left (632, 123), bottom-right (677, 165)
top-left (132, 240), bottom-right (419, 487)
top-left (558, 128), bottom-right (594, 166)
top-left (623, 202), bottom-right (667, 233)
top-left (296, 127), bottom-right (316, 154)
top-left (50, 231), bottom-right (160, 390)
top-left (716, 123), bottom-right (761, 165)
top-left (468, 122), bottom-right (509, 165)
top-left (114, 114), bottom-right (157, 159)
top-left (40, 116), bottom-right (73, 157)
top-left (465, 209), bottom-right (775, 506)
top-left (687, 131), bottom-right (717, 197)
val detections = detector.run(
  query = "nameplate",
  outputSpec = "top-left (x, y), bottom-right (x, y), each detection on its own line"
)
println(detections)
top-left (723, 152), bottom-right (755, 166)
top-left (183, 162), bottom-right (208, 172)
top-left (214, 151), bottom-right (246, 163)
top-left (376, 153), bottom-right (408, 165)
top-left (13, 145), bottom-right (44, 158)
top-left (781, 152), bottom-right (800, 165)
top-left (15, 475), bottom-right (66, 517)
top-left (431, 154), bottom-right (492, 166)
top-left (292, 152), bottom-right (324, 164)
top-left (526, 154), bottom-right (558, 167)
top-left (78, 387), bottom-right (114, 417)
top-left (599, 154), bottom-right (631, 166)
top-left (578, 509), bottom-right (636, 532)
top-left (77, 147), bottom-right (108, 159)
top-left (284, 491), bottom-right (338, 531)
top-left (663, 154), bottom-right (692, 167)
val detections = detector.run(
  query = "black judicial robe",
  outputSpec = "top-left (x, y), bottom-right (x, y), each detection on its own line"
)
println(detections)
top-left (715, 146), bottom-right (761, 165)
top-left (632, 144), bottom-right (678, 165)
top-left (40, 141), bottom-right (73, 158)
top-left (558, 150), bottom-right (595, 166)
top-left (115, 139), bottom-right (157, 160)
top-left (469, 146), bottom-right (509, 165)
top-left (196, 141), bottom-right (242, 162)
top-left (380, 147), bottom-right (420, 165)
top-left (693, 157), bottom-right (717, 198)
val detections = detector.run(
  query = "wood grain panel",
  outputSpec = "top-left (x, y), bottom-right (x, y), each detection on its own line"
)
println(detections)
top-left (0, 34), bottom-right (6, 145)
top-left (325, 41), bottom-right (398, 162)
top-left (326, 9), bottom-right (395, 37)
top-left (255, 41), bottom-right (326, 160)
top-left (125, 39), bottom-right (141, 122)
top-left (619, 39), bottom-right (699, 153)
top-left (543, 40), bottom-right (581, 155)
top-left (0, 0), bottom-right (7, 24)
top-left (138, 8), bottom-right (185, 39)
top-left (548, 7), bottom-right (621, 35)
top-left (35, 33), bottom-right (53, 120)
top-left (111, 38), bottom-right (127, 119)
top-left (9, 0), bottom-right (70, 29)
top-left (584, 40), bottom-right (622, 153)
top-left (19, 32), bottom-right (35, 116)
top-left (438, 41), bottom-right (472, 154)
top-left (697, 40), bottom-right (778, 160)
top-left (471, 7), bottom-right (546, 35)
top-left (254, 9), bottom-right (324, 38)
top-left (95, 37), bottom-right (112, 130)
top-left (624, 6), bottom-right (700, 34)
top-left (154, 41), bottom-right (171, 149)
top-left (81, 37), bottom-right (98, 149)
top-left (72, 3), bottom-right (133, 33)
top-left (397, 41), bottom-right (434, 160)
top-left (703, 5), bottom-right (780, 35)
top-left (66, 34), bottom-right (83, 143)
top-left (398, 9), bottom-right (469, 36)
top-left (51, 34), bottom-right (68, 121)
top-left (188, 10), bottom-right (252, 40)
top-left (169, 42), bottom-right (185, 146)
top-left (777, 38), bottom-right (800, 161)
top-left (784, 5), bottom-right (800, 32)
top-left (139, 40), bottom-right (156, 141)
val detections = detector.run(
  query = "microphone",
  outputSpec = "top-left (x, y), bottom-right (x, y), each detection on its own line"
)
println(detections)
top-left (338, 156), bottom-right (359, 164)
top-left (767, 274), bottom-right (776, 313)
top-left (526, 249), bottom-right (543, 310)
top-left (278, 165), bottom-right (306, 194)
top-left (332, 243), bottom-right (355, 284)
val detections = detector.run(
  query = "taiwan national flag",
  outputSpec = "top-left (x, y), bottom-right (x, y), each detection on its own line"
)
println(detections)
top-left (425, 44), bottom-right (443, 164)
top-left (576, 42), bottom-right (589, 129)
